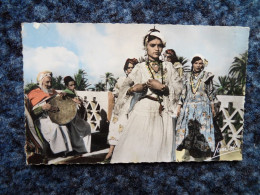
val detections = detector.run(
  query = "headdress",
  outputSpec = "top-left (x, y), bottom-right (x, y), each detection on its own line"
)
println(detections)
top-left (37, 71), bottom-right (52, 84)
top-left (143, 27), bottom-right (166, 48)
top-left (191, 54), bottom-right (208, 67)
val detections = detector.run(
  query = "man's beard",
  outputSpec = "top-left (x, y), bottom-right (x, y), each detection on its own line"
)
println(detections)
top-left (40, 85), bottom-right (53, 94)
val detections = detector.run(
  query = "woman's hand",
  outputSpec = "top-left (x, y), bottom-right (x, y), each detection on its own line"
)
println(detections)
top-left (132, 83), bottom-right (147, 93)
top-left (42, 103), bottom-right (52, 111)
top-left (212, 108), bottom-right (216, 117)
top-left (176, 104), bottom-right (182, 117)
top-left (211, 104), bottom-right (216, 117)
top-left (146, 79), bottom-right (164, 90)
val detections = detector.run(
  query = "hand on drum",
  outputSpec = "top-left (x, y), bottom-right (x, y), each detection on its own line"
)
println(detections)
top-left (42, 103), bottom-right (52, 111)
top-left (72, 97), bottom-right (82, 104)
top-left (58, 92), bottom-right (66, 97)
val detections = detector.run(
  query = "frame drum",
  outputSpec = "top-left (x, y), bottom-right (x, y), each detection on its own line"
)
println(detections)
top-left (48, 96), bottom-right (77, 125)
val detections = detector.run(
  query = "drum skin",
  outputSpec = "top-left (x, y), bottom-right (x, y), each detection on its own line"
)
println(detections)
top-left (48, 96), bottom-right (77, 125)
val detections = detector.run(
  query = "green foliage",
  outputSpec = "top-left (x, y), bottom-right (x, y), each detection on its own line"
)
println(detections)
top-left (214, 76), bottom-right (243, 96)
top-left (52, 76), bottom-right (65, 90)
top-left (108, 77), bottom-right (117, 91)
top-left (94, 81), bottom-right (106, 91)
top-left (177, 55), bottom-right (190, 72)
top-left (24, 69), bottom-right (91, 93)
top-left (92, 72), bottom-right (117, 91)
top-left (215, 50), bottom-right (247, 96)
top-left (74, 69), bottom-right (91, 91)
top-left (24, 82), bottom-right (38, 94)
top-left (229, 51), bottom-right (247, 95)
top-left (101, 72), bottom-right (116, 91)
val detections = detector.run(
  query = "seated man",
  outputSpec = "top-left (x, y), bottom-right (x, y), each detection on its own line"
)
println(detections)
top-left (28, 71), bottom-right (73, 155)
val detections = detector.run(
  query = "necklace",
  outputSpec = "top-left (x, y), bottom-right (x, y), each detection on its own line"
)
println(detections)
top-left (146, 61), bottom-right (165, 82)
top-left (146, 61), bottom-right (164, 84)
top-left (150, 61), bottom-right (159, 72)
top-left (190, 72), bottom-right (204, 94)
top-left (146, 60), bottom-right (165, 116)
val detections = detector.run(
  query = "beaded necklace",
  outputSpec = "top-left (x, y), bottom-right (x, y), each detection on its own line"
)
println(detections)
top-left (146, 61), bottom-right (165, 84)
top-left (146, 60), bottom-right (165, 115)
top-left (190, 71), bottom-right (204, 94)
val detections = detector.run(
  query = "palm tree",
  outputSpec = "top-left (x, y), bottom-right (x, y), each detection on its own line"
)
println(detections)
top-left (52, 76), bottom-right (65, 90)
top-left (227, 77), bottom-right (243, 96)
top-left (74, 69), bottom-right (91, 91)
top-left (177, 55), bottom-right (190, 72)
top-left (214, 76), bottom-right (229, 95)
top-left (108, 77), bottom-right (117, 91)
top-left (101, 72), bottom-right (115, 91)
top-left (229, 51), bottom-right (247, 95)
top-left (94, 81), bottom-right (106, 91)
top-left (214, 76), bottom-right (243, 96)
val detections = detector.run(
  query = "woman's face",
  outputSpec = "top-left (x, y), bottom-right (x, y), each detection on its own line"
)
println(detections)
top-left (126, 63), bottom-right (134, 74)
top-left (68, 81), bottom-right (76, 91)
top-left (146, 38), bottom-right (163, 61)
top-left (164, 52), bottom-right (172, 62)
top-left (193, 59), bottom-right (204, 73)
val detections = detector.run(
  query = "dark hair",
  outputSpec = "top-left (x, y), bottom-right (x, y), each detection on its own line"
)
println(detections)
top-left (143, 35), bottom-right (160, 46)
top-left (64, 76), bottom-right (75, 86)
top-left (191, 56), bottom-right (202, 72)
top-left (123, 58), bottom-right (139, 72)
top-left (165, 49), bottom-right (179, 64)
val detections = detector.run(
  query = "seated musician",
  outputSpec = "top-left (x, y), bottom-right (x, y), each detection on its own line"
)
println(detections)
top-left (63, 76), bottom-right (91, 153)
top-left (28, 71), bottom-right (73, 155)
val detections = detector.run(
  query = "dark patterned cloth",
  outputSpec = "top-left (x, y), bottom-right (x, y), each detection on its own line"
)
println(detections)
top-left (0, 1), bottom-right (259, 194)
top-left (177, 119), bottom-right (212, 158)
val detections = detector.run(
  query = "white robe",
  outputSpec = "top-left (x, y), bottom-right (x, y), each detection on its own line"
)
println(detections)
top-left (111, 61), bottom-right (182, 163)
top-left (107, 76), bottom-right (130, 146)
top-left (35, 116), bottom-right (73, 154)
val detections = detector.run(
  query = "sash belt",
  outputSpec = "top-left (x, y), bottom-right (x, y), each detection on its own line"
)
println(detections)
top-left (139, 95), bottom-right (164, 116)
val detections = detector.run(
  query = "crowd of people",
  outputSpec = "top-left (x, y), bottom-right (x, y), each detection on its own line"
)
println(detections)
top-left (26, 28), bottom-right (222, 163)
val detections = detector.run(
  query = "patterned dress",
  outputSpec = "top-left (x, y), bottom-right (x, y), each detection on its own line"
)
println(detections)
top-left (176, 71), bottom-right (216, 158)
top-left (107, 76), bottom-right (142, 146)
top-left (107, 76), bottom-right (129, 146)
top-left (111, 61), bottom-right (182, 163)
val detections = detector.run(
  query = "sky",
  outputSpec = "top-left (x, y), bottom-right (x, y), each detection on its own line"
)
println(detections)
top-left (22, 23), bottom-right (249, 87)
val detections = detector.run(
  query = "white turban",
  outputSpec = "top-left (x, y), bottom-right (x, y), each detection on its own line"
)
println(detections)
top-left (144, 29), bottom-right (166, 48)
top-left (192, 54), bottom-right (208, 67)
top-left (37, 71), bottom-right (52, 86)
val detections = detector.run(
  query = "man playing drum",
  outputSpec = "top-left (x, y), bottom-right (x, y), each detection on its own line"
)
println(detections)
top-left (28, 71), bottom-right (74, 155)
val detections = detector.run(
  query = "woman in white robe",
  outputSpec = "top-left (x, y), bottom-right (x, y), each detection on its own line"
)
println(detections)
top-left (105, 58), bottom-right (139, 161)
top-left (110, 29), bottom-right (182, 163)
